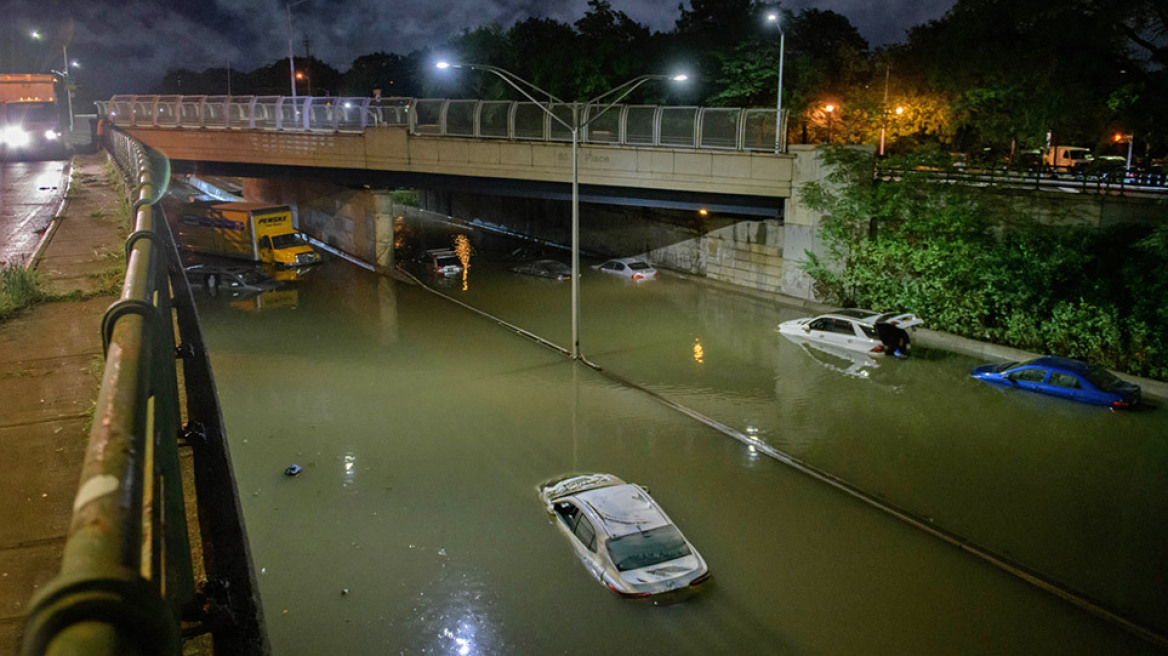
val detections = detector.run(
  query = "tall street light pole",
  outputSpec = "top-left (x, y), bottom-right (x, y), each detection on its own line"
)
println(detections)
top-left (879, 64), bottom-right (890, 156)
top-left (436, 62), bottom-right (685, 360)
top-left (286, 0), bottom-right (309, 100)
top-left (35, 31), bottom-right (75, 132)
top-left (61, 46), bottom-right (75, 132)
top-left (766, 12), bottom-right (785, 153)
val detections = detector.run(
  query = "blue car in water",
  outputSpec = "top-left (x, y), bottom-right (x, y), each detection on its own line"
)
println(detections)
top-left (970, 356), bottom-right (1141, 409)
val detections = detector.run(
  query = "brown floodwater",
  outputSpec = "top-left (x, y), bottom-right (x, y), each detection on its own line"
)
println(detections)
top-left (196, 224), bottom-right (1168, 655)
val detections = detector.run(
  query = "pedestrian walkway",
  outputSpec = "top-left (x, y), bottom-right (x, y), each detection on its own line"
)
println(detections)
top-left (0, 153), bottom-right (127, 654)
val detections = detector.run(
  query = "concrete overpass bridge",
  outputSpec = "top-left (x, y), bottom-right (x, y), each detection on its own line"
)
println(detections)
top-left (98, 95), bottom-right (807, 216)
top-left (98, 95), bottom-right (831, 299)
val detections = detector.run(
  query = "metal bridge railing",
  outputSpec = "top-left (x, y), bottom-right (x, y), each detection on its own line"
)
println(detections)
top-left (98, 95), bottom-right (790, 153)
top-left (21, 130), bottom-right (268, 655)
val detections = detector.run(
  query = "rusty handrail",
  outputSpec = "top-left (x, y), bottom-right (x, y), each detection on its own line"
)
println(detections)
top-left (21, 130), bottom-right (268, 655)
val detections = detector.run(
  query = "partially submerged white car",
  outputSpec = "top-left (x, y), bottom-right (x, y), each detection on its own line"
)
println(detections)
top-left (538, 473), bottom-right (710, 598)
top-left (777, 309), bottom-right (923, 357)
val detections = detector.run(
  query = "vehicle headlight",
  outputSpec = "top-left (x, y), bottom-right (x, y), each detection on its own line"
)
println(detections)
top-left (1, 126), bottom-right (32, 147)
top-left (44, 129), bottom-right (60, 140)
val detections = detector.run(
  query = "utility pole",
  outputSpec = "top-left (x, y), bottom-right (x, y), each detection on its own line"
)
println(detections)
top-left (304, 37), bottom-right (313, 96)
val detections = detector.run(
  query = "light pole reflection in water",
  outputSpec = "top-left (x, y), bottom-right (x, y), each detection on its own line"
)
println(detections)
top-left (455, 234), bottom-right (472, 291)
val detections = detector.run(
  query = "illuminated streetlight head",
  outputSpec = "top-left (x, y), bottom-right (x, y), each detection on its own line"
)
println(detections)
top-left (31, 30), bottom-right (41, 39)
top-left (435, 61), bottom-right (450, 69)
top-left (825, 104), bottom-right (835, 112)
top-left (671, 74), bottom-right (688, 82)
top-left (895, 106), bottom-right (904, 115)
top-left (767, 13), bottom-right (778, 22)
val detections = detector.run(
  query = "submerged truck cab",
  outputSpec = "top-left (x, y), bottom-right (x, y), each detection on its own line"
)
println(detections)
top-left (176, 201), bottom-right (321, 268)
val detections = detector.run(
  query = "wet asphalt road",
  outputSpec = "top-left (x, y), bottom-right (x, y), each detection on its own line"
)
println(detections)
top-left (0, 160), bottom-right (68, 266)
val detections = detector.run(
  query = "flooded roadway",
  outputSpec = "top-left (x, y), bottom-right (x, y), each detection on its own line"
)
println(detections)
top-left (194, 222), bottom-right (1168, 655)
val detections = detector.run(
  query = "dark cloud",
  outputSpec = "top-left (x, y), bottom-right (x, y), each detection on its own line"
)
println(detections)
top-left (6, 0), bottom-right (955, 100)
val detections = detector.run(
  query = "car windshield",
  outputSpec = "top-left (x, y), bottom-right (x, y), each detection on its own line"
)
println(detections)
top-left (436, 256), bottom-right (461, 267)
top-left (269, 232), bottom-right (307, 249)
top-left (1083, 365), bottom-right (1124, 391)
top-left (627, 262), bottom-right (652, 270)
top-left (606, 525), bottom-right (691, 571)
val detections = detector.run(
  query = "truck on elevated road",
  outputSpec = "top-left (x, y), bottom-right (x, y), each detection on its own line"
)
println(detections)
top-left (0, 73), bottom-right (66, 158)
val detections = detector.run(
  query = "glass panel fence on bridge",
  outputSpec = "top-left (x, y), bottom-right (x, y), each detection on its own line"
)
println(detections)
top-left (99, 95), bottom-right (787, 152)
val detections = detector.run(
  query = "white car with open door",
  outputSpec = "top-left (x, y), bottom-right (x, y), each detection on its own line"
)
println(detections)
top-left (777, 309), bottom-right (923, 357)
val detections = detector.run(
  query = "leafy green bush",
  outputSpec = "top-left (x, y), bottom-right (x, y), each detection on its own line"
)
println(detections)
top-left (390, 189), bottom-right (420, 207)
top-left (800, 146), bottom-right (1168, 380)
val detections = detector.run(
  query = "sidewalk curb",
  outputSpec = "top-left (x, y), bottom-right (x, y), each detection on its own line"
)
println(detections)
top-left (26, 160), bottom-right (75, 271)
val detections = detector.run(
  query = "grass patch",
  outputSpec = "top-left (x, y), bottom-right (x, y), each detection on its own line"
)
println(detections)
top-left (102, 158), bottom-right (133, 234)
top-left (84, 265), bottom-right (127, 297)
top-left (0, 263), bottom-right (46, 321)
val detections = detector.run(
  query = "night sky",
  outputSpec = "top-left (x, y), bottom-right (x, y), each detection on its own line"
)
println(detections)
top-left (6, 0), bottom-right (957, 101)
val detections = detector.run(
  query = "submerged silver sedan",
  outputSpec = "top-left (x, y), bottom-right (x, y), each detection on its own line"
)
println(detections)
top-left (538, 473), bottom-right (710, 598)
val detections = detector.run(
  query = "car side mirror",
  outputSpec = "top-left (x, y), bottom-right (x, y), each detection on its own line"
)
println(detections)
top-left (801, 326), bottom-right (810, 333)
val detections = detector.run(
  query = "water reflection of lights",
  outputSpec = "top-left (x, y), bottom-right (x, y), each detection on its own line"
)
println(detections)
top-left (442, 626), bottom-right (474, 655)
top-left (454, 234), bottom-right (472, 291)
top-left (745, 426), bottom-right (760, 458)
top-left (342, 452), bottom-right (357, 491)
top-left (692, 338), bottom-right (704, 364)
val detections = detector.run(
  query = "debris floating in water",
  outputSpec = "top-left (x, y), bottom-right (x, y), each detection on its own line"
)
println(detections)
top-left (284, 464), bottom-right (302, 476)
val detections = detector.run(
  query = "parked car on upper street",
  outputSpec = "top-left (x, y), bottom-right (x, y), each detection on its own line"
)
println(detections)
top-left (511, 259), bottom-right (572, 280)
top-left (184, 264), bottom-right (280, 298)
top-left (593, 257), bottom-right (658, 281)
top-left (538, 473), bottom-right (710, 598)
top-left (777, 309), bottom-right (922, 357)
top-left (970, 356), bottom-right (1141, 409)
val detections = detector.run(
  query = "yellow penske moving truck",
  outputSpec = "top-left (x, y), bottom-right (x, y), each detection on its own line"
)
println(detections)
top-left (176, 201), bottom-right (321, 268)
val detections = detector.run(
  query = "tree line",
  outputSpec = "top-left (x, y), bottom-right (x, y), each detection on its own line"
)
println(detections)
top-left (156, 0), bottom-right (1168, 162)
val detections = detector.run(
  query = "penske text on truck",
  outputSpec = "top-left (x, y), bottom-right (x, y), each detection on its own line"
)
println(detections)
top-left (176, 201), bottom-right (321, 268)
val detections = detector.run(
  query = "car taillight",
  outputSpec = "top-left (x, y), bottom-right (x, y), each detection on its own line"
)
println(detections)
top-left (606, 582), bottom-right (650, 598)
top-left (1111, 399), bottom-right (1130, 409)
top-left (653, 272), bottom-right (659, 278)
top-left (632, 273), bottom-right (642, 280)
top-left (870, 345), bottom-right (885, 353)
top-left (689, 572), bottom-right (712, 587)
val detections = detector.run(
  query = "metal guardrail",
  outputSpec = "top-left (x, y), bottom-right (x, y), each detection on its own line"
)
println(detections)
top-left (96, 95), bottom-right (789, 152)
top-left (21, 130), bottom-right (268, 655)
top-left (877, 164), bottom-right (1168, 195)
